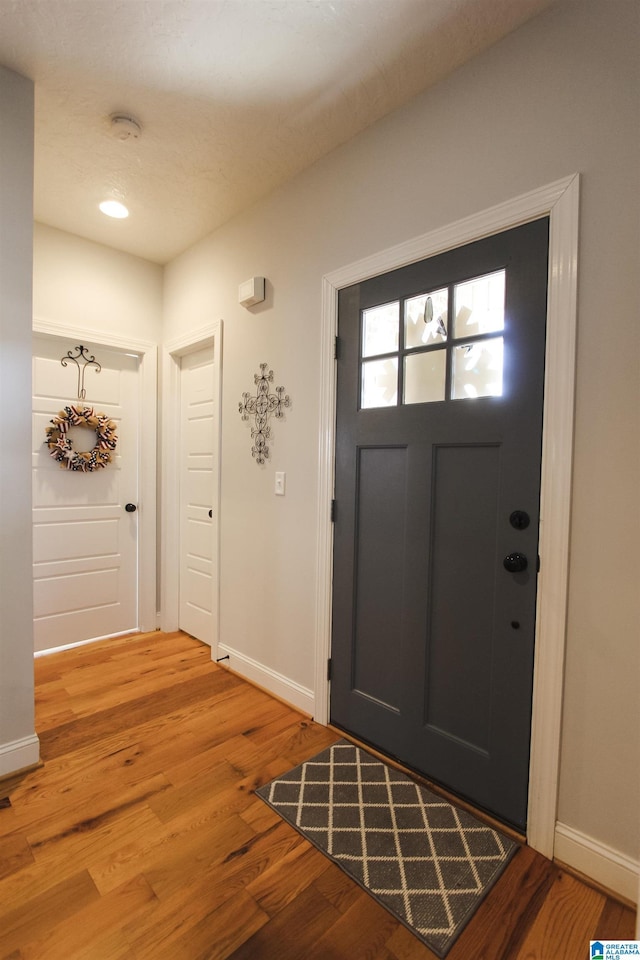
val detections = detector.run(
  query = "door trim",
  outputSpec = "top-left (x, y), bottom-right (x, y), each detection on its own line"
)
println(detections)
top-left (32, 318), bottom-right (158, 634)
top-left (160, 322), bottom-right (223, 656)
top-left (314, 174), bottom-right (579, 859)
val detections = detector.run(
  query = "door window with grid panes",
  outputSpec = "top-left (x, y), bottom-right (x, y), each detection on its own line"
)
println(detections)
top-left (360, 270), bottom-right (506, 409)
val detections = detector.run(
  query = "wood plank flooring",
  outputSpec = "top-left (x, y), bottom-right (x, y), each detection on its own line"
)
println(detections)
top-left (0, 631), bottom-right (635, 959)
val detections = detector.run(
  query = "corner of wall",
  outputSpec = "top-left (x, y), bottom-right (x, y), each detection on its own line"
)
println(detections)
top-left (554, 822), bottom-right (639, 905)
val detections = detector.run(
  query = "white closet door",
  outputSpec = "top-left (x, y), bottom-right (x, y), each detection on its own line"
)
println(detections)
top-left (32, 336), bottom-right (140, 653)
top-left (179, 346), bottom-right (216, 645)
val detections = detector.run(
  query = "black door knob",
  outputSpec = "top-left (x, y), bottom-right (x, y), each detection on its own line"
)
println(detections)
top-left (503, 552), bottom-right (528, 573)
top-left (125, 503), bottom-right (137, 513)
top-left (208, 509), bottom-right (213, 518)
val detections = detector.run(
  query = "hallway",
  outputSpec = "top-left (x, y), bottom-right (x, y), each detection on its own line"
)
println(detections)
top-left (0, 631), bottom-right (635, 958)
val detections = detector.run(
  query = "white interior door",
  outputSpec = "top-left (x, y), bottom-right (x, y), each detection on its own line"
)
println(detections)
top-left (32, 335), bottom-right (140, 653)
top-left (179, 346), bottom-right (216, 645)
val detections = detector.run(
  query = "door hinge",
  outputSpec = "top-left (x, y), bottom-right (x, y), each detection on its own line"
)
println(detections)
top-left (334, 335), bottom-right (340, 360)
top-left (330, 499), bottom-right (336, 522)
top-left (327, 658), bottom-right (332, 681)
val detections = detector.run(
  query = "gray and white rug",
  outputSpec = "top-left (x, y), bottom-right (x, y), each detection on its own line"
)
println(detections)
top-left (256, 739), bottom-right (518, 957)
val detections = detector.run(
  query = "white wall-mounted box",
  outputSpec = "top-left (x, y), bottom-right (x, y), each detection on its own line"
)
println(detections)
top-left (238, 276), bottom-right (265, 307)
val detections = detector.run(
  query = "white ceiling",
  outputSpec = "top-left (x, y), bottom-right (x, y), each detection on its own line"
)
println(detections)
top-left (0, 0), bottom-right (554, 264)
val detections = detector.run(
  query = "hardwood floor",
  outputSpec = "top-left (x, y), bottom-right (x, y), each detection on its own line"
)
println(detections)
top-left (0, 631), bottom-right (635, 959)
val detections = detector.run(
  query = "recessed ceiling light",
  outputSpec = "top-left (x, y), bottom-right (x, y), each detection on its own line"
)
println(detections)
top-left (99, 199), bottom-right (129, 219)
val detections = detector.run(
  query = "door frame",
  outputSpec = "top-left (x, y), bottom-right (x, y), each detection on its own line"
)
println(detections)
top-left (32, 318), bottom-right (158, 635)
top-left (160, 322), bottom-right (223, 656)
top-left (313, 174), bottom-right (579, 859)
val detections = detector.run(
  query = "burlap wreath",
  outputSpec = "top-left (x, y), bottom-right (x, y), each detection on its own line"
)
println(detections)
top-left (45, 405), bottom-right (118, 472)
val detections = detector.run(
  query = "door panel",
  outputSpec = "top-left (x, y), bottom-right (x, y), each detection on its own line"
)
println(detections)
top-left (179, 346), bottom-right (216, 645)
top-left (353, 445), bottom-right (408, 711)
top-left (331, 219), bottom-right (549, 830)
top-left (32, 336), bottom-right (139, 652)
top-left (426, 443), bottom-right (501, 753)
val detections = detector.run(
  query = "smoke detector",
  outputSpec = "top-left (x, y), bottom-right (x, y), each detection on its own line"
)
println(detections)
top-left (109, 114), bottom-right (142, 141)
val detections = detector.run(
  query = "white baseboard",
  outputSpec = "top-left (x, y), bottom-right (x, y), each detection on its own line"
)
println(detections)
top-left (555, 821), bottom-right (639, 904)
top-left (216, 643), bottom-right (314, 716)
top-left (34, 628), bottom-right (141, 658)
top-left (0, 734), bottom-right (40, 779)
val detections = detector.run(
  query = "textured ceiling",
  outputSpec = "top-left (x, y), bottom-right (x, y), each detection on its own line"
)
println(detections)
top-left (0, 0), bottom-right (554, 264)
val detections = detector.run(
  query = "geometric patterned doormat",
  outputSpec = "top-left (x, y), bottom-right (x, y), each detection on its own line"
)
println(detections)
top-left (256, 739), bottom-right (519, 957)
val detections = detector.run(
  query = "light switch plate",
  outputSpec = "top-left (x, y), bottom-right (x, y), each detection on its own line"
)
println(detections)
top-left (275, 471), bottom-right (286, 496)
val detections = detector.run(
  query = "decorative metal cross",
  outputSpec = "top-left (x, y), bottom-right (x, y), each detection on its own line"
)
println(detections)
top-left (60, 345), bottom-right (101, 400)
top-left (239, 363), bottom-right (291, 465)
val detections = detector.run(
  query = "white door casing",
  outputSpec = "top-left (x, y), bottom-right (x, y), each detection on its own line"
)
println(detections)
top-left (161, 323), bottom-right (222, 656)
top-left (179, 346), bottom-right (216, 645)
top-left (314, 175), bottom-right (579, 859)
top-left (33, 320), bottom-right (157, 652)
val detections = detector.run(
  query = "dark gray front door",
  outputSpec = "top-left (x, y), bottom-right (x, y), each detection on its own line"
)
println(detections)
top-left (330, 219), bottom-right (549, 830)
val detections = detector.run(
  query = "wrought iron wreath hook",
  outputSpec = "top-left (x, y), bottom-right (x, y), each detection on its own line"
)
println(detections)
top-left (238, 363), bottom-right (291, 465)
top-left (61, 345), bottom-right (102, 400)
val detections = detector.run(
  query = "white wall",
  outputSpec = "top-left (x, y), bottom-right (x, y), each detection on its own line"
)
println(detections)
top-left (163, 0), bottom-right (639, 890)
top-left (33, 223), bottom-right (163, 342)
top-left (0, 66), bottom-right (39, 776)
